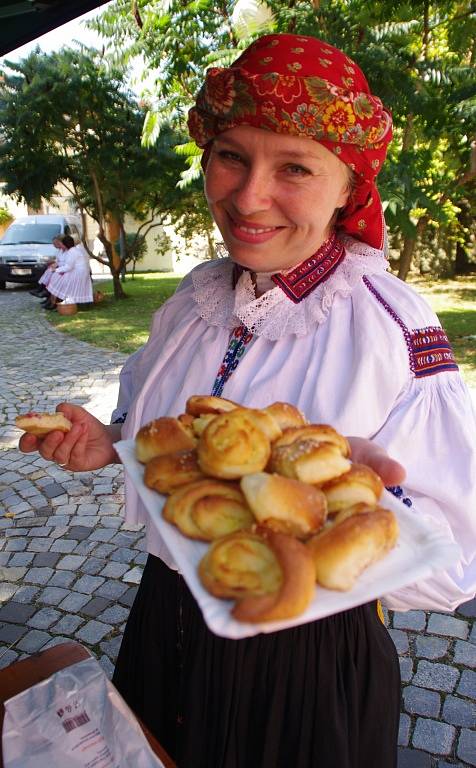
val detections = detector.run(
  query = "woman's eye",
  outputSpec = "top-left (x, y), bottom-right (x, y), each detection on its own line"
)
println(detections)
top-left (285, 164), bottom-right (311, 176)
top-left (217, 150), bottom-right (243, 164)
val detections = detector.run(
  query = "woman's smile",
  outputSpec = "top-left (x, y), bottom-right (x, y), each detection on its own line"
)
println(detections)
top-left (226, 211), bottom-right (285, 244)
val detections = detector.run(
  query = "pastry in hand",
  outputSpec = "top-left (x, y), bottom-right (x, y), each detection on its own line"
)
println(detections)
top-left (198, 410), bottom-right (271, 479)
top-left (273, 424), bottom-right (350, 457)
top-left (185, 395), bottom-right (239, 416)
top-left (144, 449), bottom-right (205, 494)
top-left (240, 472), bottom-right (327, 538)
top-left (269, 440), bottom-right (351, 485)
top-left (321, 464), bottom-right (383, 514)
top-left (15, 412), bottom-right (72, 436)
top-left (135, 417), bottom-right (197, 463)
top-left (263, 402), bottom-right (308, 431)
top-left (164, 479), bottom-right (253, 540)
top-left (306, 506), bottom-right (399, 591)
top-left (232, 527), bottom-right (316, 623)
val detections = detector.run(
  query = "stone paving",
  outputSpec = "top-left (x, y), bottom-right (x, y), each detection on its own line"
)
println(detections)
top-left (1, 286), bottom-right (475, 767)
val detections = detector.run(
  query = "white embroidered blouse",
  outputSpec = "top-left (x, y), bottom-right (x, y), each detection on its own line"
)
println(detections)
top-left (113, 237), bottom-right (476, 613)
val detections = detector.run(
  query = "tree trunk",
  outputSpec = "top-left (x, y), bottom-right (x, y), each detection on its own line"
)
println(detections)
top-left (454, 202), bottom-right (474, 275)
top-left (112, 269), bottom-right (126, 299)
top-left (398, 218), bottom-right (427, 280)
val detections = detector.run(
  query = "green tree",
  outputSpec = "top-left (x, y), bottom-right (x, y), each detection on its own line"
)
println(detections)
top-left (92, 0), bottom-right (476, 278)
top-left (0, 47), bottom-right (213, 298)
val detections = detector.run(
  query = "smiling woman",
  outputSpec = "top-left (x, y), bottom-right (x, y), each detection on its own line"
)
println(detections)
top-left (205, 127), bottom-right (351, 273)
top-left (19, 31), bottom-right (476, 768)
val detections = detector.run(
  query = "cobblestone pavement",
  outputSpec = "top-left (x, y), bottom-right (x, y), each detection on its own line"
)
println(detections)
top-left (1, 287), bottom-right (475, 767)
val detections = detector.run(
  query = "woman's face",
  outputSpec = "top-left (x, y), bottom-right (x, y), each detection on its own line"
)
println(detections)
top-left (205, 125), bottom-right (350, 273)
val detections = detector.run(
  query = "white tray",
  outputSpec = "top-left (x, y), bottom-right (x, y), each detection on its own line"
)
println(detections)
top-left (116, 439), bottom-right (460, 639)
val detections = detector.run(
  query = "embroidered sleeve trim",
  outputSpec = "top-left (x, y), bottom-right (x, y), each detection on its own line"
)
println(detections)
top-left (363, 277), bottom-right (458, 378)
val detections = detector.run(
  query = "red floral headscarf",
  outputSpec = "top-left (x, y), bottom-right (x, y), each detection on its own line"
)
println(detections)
top-left (188, 33), bottom-right (392, 251)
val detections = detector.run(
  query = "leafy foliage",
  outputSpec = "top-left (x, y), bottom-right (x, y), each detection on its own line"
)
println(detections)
top-left (0, 47), bottom-right (214, 297)
top-left (90, 0), bottom-right (476, 278)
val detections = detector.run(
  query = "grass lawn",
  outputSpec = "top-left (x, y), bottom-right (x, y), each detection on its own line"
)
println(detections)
top-left (49, 271), bottom-right (476, 386)
top-left (49, 272), bottom-right (182, 354)
top-left (410, 276), bottom-right (476, 388)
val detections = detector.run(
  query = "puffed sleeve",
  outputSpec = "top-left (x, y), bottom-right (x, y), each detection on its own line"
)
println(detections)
top-left (376, 373), bottom-right (476, 612)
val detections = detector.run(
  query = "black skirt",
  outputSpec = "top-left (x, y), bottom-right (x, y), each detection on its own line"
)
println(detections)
top-left (113, 555), bottom-right (400, 768)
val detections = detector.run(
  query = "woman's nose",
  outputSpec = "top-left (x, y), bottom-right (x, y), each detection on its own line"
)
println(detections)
top-left (231, 169), bottom-right (273, 214)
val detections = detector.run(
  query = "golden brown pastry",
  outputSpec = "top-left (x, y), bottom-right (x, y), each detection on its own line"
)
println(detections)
top-left (321, 463), bottom-right (383, 514)
top-left (197, 410), bottom-right (271, 479)
top-left (15, 412), bottom-right (72, 436)
top-left (135, 417), bottom-right (197, 463)
top-left (306, 506), bottom-right (399, 591)
top-left (273, 424), bottom-right (350, 456)
top-left (199, 529), bottom-right (282, 599)
top-left (232, 527), bottom-right (316, 623)
top-left (233, 407), bottom-right (282, 442)
top-left (185, 395), bottom-right (239, 416)
top-left (269, 440), bottom-right (351, 485)
top-left (191, 413), bottom-right (217, 437)
top-left (163, 479), bottom-right (253, 540)
top-left (263, 402), bottom-right (308, 431)
top-left (144, 449), bottom-right (205, 494)
top-left (240, 472), bottom-right (327, 538)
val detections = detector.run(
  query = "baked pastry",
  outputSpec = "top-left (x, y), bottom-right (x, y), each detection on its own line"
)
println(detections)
top-left (199, 529), bottom-right (282, 599)
top-left (163, 479), bottom-right (253, 540)
top-left (15, 412), bottom-right (72, 436)
top-left (144, 449), bottom-right (205, 494)
top-left (197, 410), bottom-right (271, 479)
top-left (232, 527), bottom-right (316, 623)
top-left (321, 464), bottom-right (383, 514)
top-left (233, 407), bottom-right (282, 442)
top-left (240, 472), bottom-right (327, 538)
top-left (191, 413), bottom-right (217, 437)
top-left (306, 506), bottom-right (399, 591)
top-left (135, 417), bottom-right (197, 463)
top-left (273, 424), bottom-right (350, 456)
top-left (186, 395), bottom-right (239, 416)
top-left (263, 402), bottom-right (307, 431)
top-left (269, 440), bottom-right (351, 485)
top-left (199, 527), bottom-right (315, 622)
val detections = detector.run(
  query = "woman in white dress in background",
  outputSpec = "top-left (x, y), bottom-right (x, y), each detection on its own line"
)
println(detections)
top-left (45, 234), bottom-right (93, 310)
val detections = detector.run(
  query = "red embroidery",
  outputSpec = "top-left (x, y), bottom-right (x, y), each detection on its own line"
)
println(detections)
top-left (271, 232), bottom-right (345, 303)
top-left (411, 327), bottom-right (458, 378)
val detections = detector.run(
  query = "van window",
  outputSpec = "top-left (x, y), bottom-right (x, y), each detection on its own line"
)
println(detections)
top-left (0, 223), bottom-right (62, 245)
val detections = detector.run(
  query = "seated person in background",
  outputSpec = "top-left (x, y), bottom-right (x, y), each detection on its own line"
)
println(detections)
top-left (44, 234), bottom-right (93, 310)
top-left (30, 236), bottom-right (66, 299)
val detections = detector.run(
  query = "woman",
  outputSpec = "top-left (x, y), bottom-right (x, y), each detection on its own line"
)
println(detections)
top-left (30, 235), bottom-right (66, 299)
top-left (45, 234), bottom-right (93, 310)
top-left (19, 34), bottom-right (476, 767)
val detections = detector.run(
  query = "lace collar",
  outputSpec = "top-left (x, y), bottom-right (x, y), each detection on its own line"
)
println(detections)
top-left (192, 236), bottom-right (389, 341)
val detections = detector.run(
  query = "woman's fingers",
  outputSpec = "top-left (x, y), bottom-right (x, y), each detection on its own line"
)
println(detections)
top-left (19, 433), bottom-right (40, 453)
top-left (348, 436), bottom-right (406, 486)
top-left (48, 422), bottom-right (85, 466)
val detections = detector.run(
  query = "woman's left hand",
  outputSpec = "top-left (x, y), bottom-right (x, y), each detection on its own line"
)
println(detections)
top-left (347, 436), bottom-right (406, 486)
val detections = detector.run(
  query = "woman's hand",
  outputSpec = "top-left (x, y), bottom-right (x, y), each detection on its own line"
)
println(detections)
top-left (347, 436), bottom-right (406, 487)
top-left (18, 403), bottom-right (121, 472)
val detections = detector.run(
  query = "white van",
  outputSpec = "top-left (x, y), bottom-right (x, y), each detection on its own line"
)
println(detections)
top-left (0, 214), bottom-right (82, 288)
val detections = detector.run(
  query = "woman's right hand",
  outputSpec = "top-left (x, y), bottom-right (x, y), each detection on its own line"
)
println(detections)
top-left (18, 403), bottom-right (120, 471)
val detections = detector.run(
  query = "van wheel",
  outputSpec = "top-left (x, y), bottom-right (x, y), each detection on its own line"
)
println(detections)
top-left (0, 281), bottom-right (6, 290)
